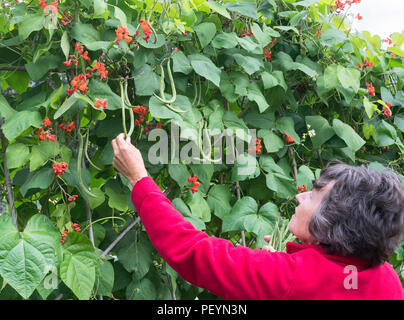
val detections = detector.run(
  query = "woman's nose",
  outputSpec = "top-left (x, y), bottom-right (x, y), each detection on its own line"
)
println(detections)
top-left (296, 191), bottom-right (310, 204)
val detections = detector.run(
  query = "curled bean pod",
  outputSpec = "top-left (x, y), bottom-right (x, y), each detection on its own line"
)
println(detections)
top-left (124, 80), bottom-right (135, 138)
top-left (120, 80), bottom-right (128, 139)
top-left (77, 132), bottom-right (97, 198)
top-left (84, 128), bottom-right (101, 171)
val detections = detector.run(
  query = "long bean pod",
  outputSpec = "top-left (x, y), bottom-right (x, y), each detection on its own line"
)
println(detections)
top-left (77, 131), bottom-right (97, 198)
top-left (84, 127), bottom-right (101, 171)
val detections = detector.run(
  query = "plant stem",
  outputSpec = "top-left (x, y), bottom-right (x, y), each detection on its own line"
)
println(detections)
top-left (0, 119), bottom-right (17, 227)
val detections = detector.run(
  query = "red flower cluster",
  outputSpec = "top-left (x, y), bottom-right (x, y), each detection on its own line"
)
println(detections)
top-left (188, 174), bottom-right (200, 193)
top-left (297, 185), bottom-right (307, 192)
top-left (35, 117), bottom-right (56, 141)
top-left (144, 121), bottom-right (163, 133)
top-left (384, 35), bottom-right (392, 46)
top-left (39, 0), bottom-right (58, 14)
top-left (330, 0), bottom-right (361, 14)
top-left (61, 11), bottom-right (72, 26)
top-left (390, 53), bottom-right (396, 58)
top-left (92, 62), bottom-right (108, 80)
top-left (53, 161), bottom-right (68, 177)
top-left (240, 27), bottom-right (253, 37)
top-left (94, 98), bottom-right (108, 110)
top-left (71, 223), bottom-right (81, 232)
top-left (284, 131), bottom-right (294, 143)
top-left (70, 74), bottom-right (89, 94)
top-left (357, 59), bottom-right (373, 69)
top-left (58, 121), bottom-right (75, 133)
top-left (132, 105), bottom-right (148, 128)
top-left (139, 20), bottom-right (152, 42)
top-left (248, 138), bottom-right (262, 154)
top-left (365, 82), bottom-right (375, 96)
top-left (61, 229), bottom-right (68, 244)
top-left (115, 26), bottom-right (132, 43)
top-left (67, 195), bottom-right (78, 203)
top-left (356, 13), bottom-right (362, 20)
top-left (263, 48), bottom-right (272, 60)
top-left (383, 102), bottom-right (392, 118)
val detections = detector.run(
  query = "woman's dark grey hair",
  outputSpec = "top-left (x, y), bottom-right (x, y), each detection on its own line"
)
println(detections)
top-left (309, 160), bottom-right (404, 266)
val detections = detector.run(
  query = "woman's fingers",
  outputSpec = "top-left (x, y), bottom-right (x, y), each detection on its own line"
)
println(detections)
top-left (263, 235), bottom-right (272, 243)
top-left (262, 244), bottom-right (276, 253)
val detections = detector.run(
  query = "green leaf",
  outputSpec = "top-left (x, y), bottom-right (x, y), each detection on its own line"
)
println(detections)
top-left (60, 31), bottom-right (70, 60)
top-left (29, 140), bottom-right (60, 172)
top-left (54, 94), bottom-right (80, 120)
top-left (194, 22), bottom-right (216, 48)
top-left (276, 117), bottom-right (300, 144)
top-left (18, 12), bottom-right (44, 41)
top-left (6, 143), bottom-right (30, 169)
top-left (212, 32), bottom-right (238, 49)
top-left (0, 94), bottom-right (17, 121)
top-left (105, 186), bottom-right (128, 212)
top-left (20, 168), bottom-right (54, 197)
top-left (117, 234), bottom-right (153, 280)
top-left (258, 129), bottom-right (284, 153)
top-left (233, 54), bottom-right (264, 75)
top-left (113, 6), bottom-right (127, 26)
top-left (187, 192), bottom-right (211, 222)
top-left (332, 119), bottom-right (365, 152)
top-left (168, 163), bottom-right (190, 188)
top-left (395, 114), bottom-right (404, 132)
top-left (188, 54), bottom-right (221, 87)
top-left (96, 260), bottom-right (114, 296)
top-left (323, 64), bottom-right (339, 89)
top-left (25, 55), bottom-right (62, 81)
top-left (133, 64), bottom-right (160, 96)
top-left (374, 120), bottom-right (397, 147)
top-left (246, 82), bottom-right (269, 112)
top-left (1, 110), bottom-right (42, 142)
top-left (337, 66), bottom-right (360, 93)
top-left (363, 97), bottom-right (377, 119)
top-left (305, 115), bottom-right (335, 148)
top-left (0, 214), bottom-right (59, 299)
top-left (126, 278), bottom-right (156, 300)
top-left (297, 165), bottom-right (315, 189)
top-left (172, 52), bottom-right (192, 74)
top-left (206, 1), bottom-right (231, 19)
top-left (320, 28), bottom-right (347, 47)
top-left (206, 185), bottom-right (232, 219)
top-left (225, 0), bottom-right (258, 19)
top-left (60, 232), bottom-right (98, 300)
top-left (88, 80), bottom-right (121, 110)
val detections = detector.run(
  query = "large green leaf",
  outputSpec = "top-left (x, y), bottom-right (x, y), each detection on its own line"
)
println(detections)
top-left (6, 143), bottom-right (30, 169)
top-left (187, 192), bottom-right (211, 222)
top-left (60, 232), bottom-right (98, 300)
top-left (20, 168), bottom-right (54, 197)
top-left (18, 12), bottom-right (44, 41)
top-left (133, 64), bottom-right (160, 96)
top-left (188, 54), bottom-right (221, 87)
top-left (258, 129), bottom-right (284, 153)
top-left (117, 234), bottom-right (153, 280)
top-left (1, 110), bottom-right (42, 142)
top-left (373, 120), bottom-right (397, 147)
top-left (332, 119), bottom-right (365, 152)
top-left (96, 260), bottom-right (114, 296)
top-left (168, 163), bottom-right (190, 188)
top-left (0, 214), bottom-right (59, 299)
top-left (29, 140), bottom-right (60, 172)
top-left (206, 185), bottom-right (232, 219)
top-left (305, 115), bottom-right (335, 148)
top-left (0, 94), bottom-right (17, 121)
top-left (194, 22), bottom-right (216, 48)
top-left (225, 1), bottom-right (258, 19)
top-left (126, 278), bottom-right (156, 300)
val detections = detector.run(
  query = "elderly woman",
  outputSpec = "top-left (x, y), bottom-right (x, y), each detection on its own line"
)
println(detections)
top-left (111, 133), bottom-right (404, 300)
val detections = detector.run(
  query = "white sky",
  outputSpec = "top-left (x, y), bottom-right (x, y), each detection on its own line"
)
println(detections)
top-left (349, 0), bottom-right (404, 39)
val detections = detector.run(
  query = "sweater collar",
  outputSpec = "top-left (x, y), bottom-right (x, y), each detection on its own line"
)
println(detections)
top-left (286, 242), bottom-right (373, 270)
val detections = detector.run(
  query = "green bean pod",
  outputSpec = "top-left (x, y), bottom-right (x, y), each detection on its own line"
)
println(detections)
top-left (124, 81), bottom-right (135, 138)
top-left (84, 129), bottom-right (102, 171)
top-left (77, 132), bottom-right (97, 198)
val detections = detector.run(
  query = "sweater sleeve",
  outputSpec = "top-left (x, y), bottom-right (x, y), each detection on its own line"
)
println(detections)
top-left (131, 176), bottom-right (296, 300)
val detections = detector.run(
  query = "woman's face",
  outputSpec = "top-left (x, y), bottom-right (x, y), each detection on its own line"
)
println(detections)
top-left (289, 181), bottom-right (335, 244)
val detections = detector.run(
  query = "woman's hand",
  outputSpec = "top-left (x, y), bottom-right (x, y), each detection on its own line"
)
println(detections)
top-left (111, 133), bottom-right (148, 187)
top-left (262, 235), bottom-right (277, 253)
